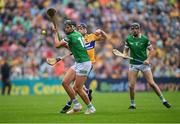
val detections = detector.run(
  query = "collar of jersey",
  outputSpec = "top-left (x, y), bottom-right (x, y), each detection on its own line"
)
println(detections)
top-left (133, 33), bottom-right (142, 39)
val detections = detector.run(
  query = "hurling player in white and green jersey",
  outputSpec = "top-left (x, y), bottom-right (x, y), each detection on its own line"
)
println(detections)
top-left (123, 23), bottom-right (171, 109)
top-left (52, 20), bottom-right (96, 114)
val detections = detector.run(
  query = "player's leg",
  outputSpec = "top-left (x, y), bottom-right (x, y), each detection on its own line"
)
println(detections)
top-left (7, 80), bottom-right (11, 95)
top-left (73, 75), bottom-right (96, 114)
top-left (82, 65), bottom-right (94, 101)
top-left (67, 61), bottom-right (95, 114)
top-left (66, 77), bottom-right (88, 114)
top-left (142, 69), bottom-right (171, 108)
top-left (74, 76), bottom-right (89, 104)
top-left (61, 65), bottom-right (93, 113)
top-left (62, 67), bottom-right (76, 100)
top-left (61, 67), bottom-right (82, 113)
top-left (61, 85), bottom-right (92, 113)
top-left (83, 85), bottom-right (93, 101)
top-left (60, 101), bottom-right (72, 113)
top-left (60, 68), bottom-right (76, 113)
top-left (60, 68), bottom-right (75, 113)
top-left (83, 85), bottom-right (91, 96)
top-left (128, 65), bottom-right (139, 109)
top-left (1, 82), bottom-right (6, 95)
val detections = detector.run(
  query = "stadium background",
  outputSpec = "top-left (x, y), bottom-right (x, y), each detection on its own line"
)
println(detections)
top-left (0, 0), bottom-right (179, 95)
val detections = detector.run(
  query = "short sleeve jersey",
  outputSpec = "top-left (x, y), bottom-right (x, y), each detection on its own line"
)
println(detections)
top-left (84, 33), bottom-right (100, 63)
top-left (125, 34), bottom-right (151, 65)
top-left (64, 31), bottom-right (90, 63)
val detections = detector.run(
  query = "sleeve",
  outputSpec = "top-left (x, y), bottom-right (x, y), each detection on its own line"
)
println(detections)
top-left (62, 37), bottom-right (70, 45)
top-left (94, 34), bottom-right (100, 41)
top-left (84, 34), bottom-right (98, 43)
top-left (125, 38), bottom-right (129, 48)
top-left (55, 36), bottom-right (70, 48)
top-left (146, 38), bottom-right (152, 49)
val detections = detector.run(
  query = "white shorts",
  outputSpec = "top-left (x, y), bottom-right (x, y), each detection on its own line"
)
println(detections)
top-left (71, 61), bottom-right (92, 76)
top-left (129, 64), bottom-right (151, 72)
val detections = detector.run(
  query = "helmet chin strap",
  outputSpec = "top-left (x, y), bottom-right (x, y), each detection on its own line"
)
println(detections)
top-left (72, 25), bottom-right (76, 30)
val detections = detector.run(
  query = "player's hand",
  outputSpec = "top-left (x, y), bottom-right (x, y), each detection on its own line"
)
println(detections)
top-left (144, 59), bottom-right (150, 65)
top-left (94, 29), bottom-right (102, 36)
top-left (121, 52), bottom-right (129, 59)
top-left (52, 25), bottom-right (57, 33)
top-left (123, 54), bottom-right (129, 59)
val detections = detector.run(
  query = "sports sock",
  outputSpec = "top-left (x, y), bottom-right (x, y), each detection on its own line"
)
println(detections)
top-left (159, 95), bottom-right (166, 102)
top-left (66, 101), bottom-right (72, 106)
top-left (72, 99), bottom-right (79, 105)
top-left (130, 100), bottom-right (136, 106)
top-left (87, 103), bottom-right (93, 108)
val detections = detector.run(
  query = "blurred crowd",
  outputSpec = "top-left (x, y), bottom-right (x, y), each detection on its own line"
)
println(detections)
top-left (0, 0), bottom-right (179, 80)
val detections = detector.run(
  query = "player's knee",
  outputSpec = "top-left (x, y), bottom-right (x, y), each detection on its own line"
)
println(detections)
top-left (62, 80), bottom-right (69, 88)
top-left (73, 86), bottom-right (83, 94)
top-left (73, 86), bottom-right (78, 93)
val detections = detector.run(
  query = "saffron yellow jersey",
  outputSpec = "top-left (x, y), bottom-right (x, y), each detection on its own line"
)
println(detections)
top-left (84, 33), bottom-right (100, 63)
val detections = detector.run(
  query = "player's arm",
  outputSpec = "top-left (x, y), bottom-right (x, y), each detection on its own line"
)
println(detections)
top-left (123, 39), bottom-right (129, 57)
top-left (123, 47), bottom-right (129, 57)
top-left (94, 29), bottom-right (108, 41)
top-left (52, 26), bottom-right (68, 48)
top-left (144, 40), bottom-right (154, 65)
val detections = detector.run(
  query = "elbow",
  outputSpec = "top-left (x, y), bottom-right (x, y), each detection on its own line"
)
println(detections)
top-left (55, 44), bottom-right (61, 48)
top-left (55, 42), bottom-right (61, 48)
top-left (54, 39), bottom-right (61, 48)
top-left (55, 43), bottom-right (61, 48)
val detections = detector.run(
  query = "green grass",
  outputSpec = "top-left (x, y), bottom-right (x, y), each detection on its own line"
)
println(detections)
top-left (0, 92), bottom-right (180, 123)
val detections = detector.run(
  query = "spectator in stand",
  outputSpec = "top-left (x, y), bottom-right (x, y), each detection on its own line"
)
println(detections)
top-left (0, 0), bottom-right (179, 79)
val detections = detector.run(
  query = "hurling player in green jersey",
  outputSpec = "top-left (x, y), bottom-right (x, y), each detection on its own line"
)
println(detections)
top-left (52, 20), bottom-right (96, 114)
top-left (123, 23), bottom-right (171, 109)
top-left (60, 23), bottom-right (108, 113)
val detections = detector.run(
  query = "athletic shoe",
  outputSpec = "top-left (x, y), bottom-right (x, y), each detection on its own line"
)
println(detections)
top-left (163, 101), bottom-right (171, 108)
top-left (87, 89), bottom-right (93, 101)
top-left (66, 104), bottom-right (82, 114)
top-left (84, 106), bottom-right (96, 114)
top-left (128, 105), bottom-right (136, 109)
top-left (60, 105), bottom-right (71, 113)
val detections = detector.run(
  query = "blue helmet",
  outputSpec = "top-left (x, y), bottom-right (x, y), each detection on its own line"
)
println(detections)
top-left (78, 23), bottom-right (87, 29)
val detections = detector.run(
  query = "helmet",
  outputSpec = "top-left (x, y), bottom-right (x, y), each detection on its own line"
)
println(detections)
top-left (77, 23), bottom-right (87, 29)
top-left (64, 20), bottom-right (76, 27)
top-left (63, 20), bottom-right (76, 34)
top-left (130, 23), bottom-right (140, 29)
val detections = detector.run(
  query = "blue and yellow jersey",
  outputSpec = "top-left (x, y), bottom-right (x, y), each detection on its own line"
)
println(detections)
top-left (84, 33), bottom-right (100, 63)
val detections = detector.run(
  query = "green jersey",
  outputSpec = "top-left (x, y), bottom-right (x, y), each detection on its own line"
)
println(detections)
top-left (64, 31), bottom-right (90, 63)
top-left (125, 34), bottom-right (151, 65)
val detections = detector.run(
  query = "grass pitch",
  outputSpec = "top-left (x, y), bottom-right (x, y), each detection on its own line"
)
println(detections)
top-left (0, 92), bottom-right (180, 123)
